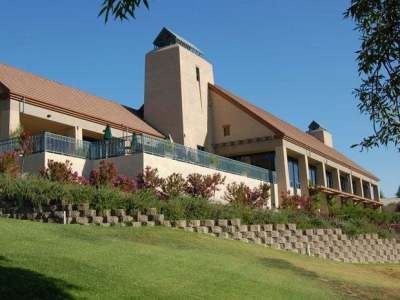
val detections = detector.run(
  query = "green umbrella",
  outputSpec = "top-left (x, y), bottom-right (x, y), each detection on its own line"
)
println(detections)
top-left (103, 125), bottom-right (112, 141)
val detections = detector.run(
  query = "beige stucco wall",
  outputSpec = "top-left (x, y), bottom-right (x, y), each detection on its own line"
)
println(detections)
top-left (142, 153), bottom-right (275, 206)
top-left (91, 154), bottom-right (144, 179)
top-left (210, 90), bottom-right (275, 145)
top-left (0, 98), bottom-right (20, 139)
top-left (144, 44), bottom-right (214, 149)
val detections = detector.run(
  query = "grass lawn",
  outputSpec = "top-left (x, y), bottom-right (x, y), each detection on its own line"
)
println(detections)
top-left (0, 219), bottom-right (399, 300)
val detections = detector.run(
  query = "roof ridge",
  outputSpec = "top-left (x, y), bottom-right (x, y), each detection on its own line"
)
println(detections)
top-left (0, 63), bottom-right (136, 110)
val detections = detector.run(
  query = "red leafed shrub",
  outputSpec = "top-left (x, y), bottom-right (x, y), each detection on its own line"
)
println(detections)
top-left (40, 160), bottom-right (80, 183)
top-left (225, 182), bottom-right (270, 208)
top-left (137, 166), bottom-right (164, 190)
top-left (18, 130), bottom-right (33, 155)
top-left (161, 173), bottom-right (187, 198)
top-left (113, 175), bottom-right (137, 192)
top-left (0, 151), bottom-right (20, 177)
top-left (89, 160), bottom-right (117, 186)
top-left (186, 173), bottom-right (226, 199)
top-left (280, 192), bottom-right (312, 212)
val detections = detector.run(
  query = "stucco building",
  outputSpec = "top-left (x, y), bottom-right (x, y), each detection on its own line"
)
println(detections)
top-left (0, 28), bottom-right (380, 208)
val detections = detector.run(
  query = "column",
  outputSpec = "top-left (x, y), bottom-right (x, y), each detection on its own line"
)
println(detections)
top-left (332, 168), bottom-right (341, 191)
top-left (349, 174), bottom-right (354, 194)
top-left (66, 126), bottom-right (83, 141)
top-left (316, 162), bottom-right (327, 187)
top-left (274, 143), bottom-right (290, 207)
top-left (298, 155), bottom-right (309, 196)
top-left (0, 99), bottom-right (21, 139)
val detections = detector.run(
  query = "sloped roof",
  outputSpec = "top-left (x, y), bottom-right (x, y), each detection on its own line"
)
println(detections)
top-left (209, 84), bottom-right (378, 181)
top-left (0, 63), bottom-right (163, 138)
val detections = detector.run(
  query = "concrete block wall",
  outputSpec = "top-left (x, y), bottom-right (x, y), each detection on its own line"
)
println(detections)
top-left (1, 207), bottom-right (399, 264)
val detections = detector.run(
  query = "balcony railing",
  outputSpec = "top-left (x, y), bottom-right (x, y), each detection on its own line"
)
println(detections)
top-left (0, 132), bottom-right (276, 183)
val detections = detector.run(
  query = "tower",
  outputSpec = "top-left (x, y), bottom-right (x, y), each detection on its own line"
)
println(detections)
top-left (144, 27), bottom-right (214, 149)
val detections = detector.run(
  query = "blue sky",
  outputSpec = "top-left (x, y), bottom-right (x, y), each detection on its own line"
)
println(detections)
top-left (1, 0), bottom-right (398, 196)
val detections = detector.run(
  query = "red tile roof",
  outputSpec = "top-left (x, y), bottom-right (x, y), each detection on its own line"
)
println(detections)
top-left (209, 84), bottom-right (378, 181)
top-left (0, 63), bottom-right (164, 138)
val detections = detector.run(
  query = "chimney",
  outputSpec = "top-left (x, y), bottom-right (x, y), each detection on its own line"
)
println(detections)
top-left (307, 121), bottom-right (333, 148)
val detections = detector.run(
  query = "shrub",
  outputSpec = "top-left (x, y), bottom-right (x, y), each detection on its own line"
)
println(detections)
top-left (0, 152), bottom-right (20, 177)
top-left (113, 175), bottom-right (137, 193)
top-left (137, 166), bottom-right (163, 190)
top-left (90, 186), bottom-right (126, 210)
top-left (185, 173), bottom-right (225, 199)
top-left (225, 182), bottom-right (270, 208)
top-left (40, 160), bottom-right (80, 183)
top-left (161, 173), bottom-right (187, 198)
top-left (89, 160), bottom-right (117, 186)
top-left (280, 192), bottom-right (312, 212)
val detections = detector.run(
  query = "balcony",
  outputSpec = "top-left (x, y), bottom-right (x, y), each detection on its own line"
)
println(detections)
top-left (0, 132), bottom-right (276, 183)
top-left (311, 185), bottom-right (382, 207)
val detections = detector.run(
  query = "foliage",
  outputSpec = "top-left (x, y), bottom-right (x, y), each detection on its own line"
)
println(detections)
top-left (89, 160), bottom-right (117, 187)
top-left (396, 185), bottom-right (400, 198)
top-left (280, 192), bottom-right (312, 212)
top-left (344, 0), bottom-right (400, 151)
top-left (225, 182), bottom-right (270, 208)
top-left (99, 0), bottom-right (149, 23)
top-left (0, 152), bottom-right (20, 177)
top-left (40, 160), bottom-right (84, 184)
top-left (185, 173), bottom-right (226, 199)
top-left (161, 173), bottom-right (187, 198)
top-left (113, 175), bottom-right (137, 193)
top-left (136, 166), bottom-right (163, 190)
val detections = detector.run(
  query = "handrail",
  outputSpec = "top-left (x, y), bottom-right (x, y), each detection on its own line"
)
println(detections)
top-left (0, 132), bottom-right (277, 183)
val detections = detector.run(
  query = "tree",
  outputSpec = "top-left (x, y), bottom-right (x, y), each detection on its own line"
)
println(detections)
top-left (99, 0), bottom-right (149, 23)
top-left (396, 185), bottom-right (400, 198)
top-left (344, 0), bottom-right (400, 151)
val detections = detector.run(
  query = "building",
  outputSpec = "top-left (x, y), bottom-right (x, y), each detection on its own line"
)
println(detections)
top-left (0, 27), bottom-right (381, 208)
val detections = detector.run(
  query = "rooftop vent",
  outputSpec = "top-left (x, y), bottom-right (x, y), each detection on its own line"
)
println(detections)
top-left (307, 120), bottom-right (333, 148)
top-left (153, 27), bottom-right (203, 57)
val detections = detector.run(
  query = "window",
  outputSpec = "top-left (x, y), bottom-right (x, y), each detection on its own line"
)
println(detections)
top-left (362, 182), bottom-right (371, 199)
top-left (309, 166), bottom-right (317, 187)
top-left (223, 125), bottom-right (230, 137)
top-left (326, 171), bottom-right (333, 188)
top-left (340, 175), bottom-right (348, 192)
top-left (288, 157), bottom-right (300, 189)
top-left (197, 145), bottom-right (205, 151)
top-left (196, 66), bottom-right (200, 82)
top-left (352, 179), bottom-right (357, 194)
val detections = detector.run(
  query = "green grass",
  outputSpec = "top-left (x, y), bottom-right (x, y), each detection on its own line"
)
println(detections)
top-left (0, 219), bottom-right (399, 300)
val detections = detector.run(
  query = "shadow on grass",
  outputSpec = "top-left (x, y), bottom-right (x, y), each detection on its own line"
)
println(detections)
top-left (260, 257), bottom-right (318, 279)
top-left (0, 256), bottom-right (80, 300)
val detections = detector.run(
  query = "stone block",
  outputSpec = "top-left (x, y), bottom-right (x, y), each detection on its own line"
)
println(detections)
top-left (274, 224), bottom-right (286, 231)
top-left (238, 225), bottom-right (248, 232)
top-left (218, 232), bottom-right (230, 239)
top-left (231, 232), bottom-right (242, 240)
top-left (217, 219), bottom-right (228, 227)
top-left (262, 224), bottom-right (273, 231)
top-left (271, 231), bottom-right (279, 238)
top-left (305, 229), bottom-right (314, 236)
top-left (315, 229), bottom-right (324, 235)
top-left (188, 220), bottom-right (201, 227)
top-left (76, 216), bottom-right (89, 225)
top-left (230, 218), bottom-right (241, 226)
top-left (263, 237), bottom-right (273, 245)
top-left (69, 210), bottom-right (80, 218)
top-left (101, 209), bottom-right (112, 217)
top-left (92, 216), bottom-right (104, 225)
top-left (163, 220), bottom-right (172, 227)
top-left (202, 219), bottom-right (215, 227)
top-left (107, 216), bottom-right (119, 225)
top-left (257, 231), bottom-right (267, 238)
top-left (132, 222), bottom-right (142, 227)
top-left (174, 220), bottom-right (187, 228)
top-left (153, 214), bottom-right (165, 224)
top-left (244, 232), bottom-right (256, 239)
top-left (122, 216), bottom-right (133, 223)
top-left (224, 226), bottom-right (237, 233)
top-left (184, 227), bottom-right (194, 232)
top-left (138, 215), bottom-right (148, 223)
top-left (211, 226), bottom-right (223, 234)
top-left (287, 223), bottom-right (296, 231)
top-left (249, 225), bottom-right (261, 232)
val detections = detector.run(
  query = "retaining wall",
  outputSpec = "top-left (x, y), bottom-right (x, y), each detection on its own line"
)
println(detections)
top-left (1, 207), bottom-right (398, 264)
